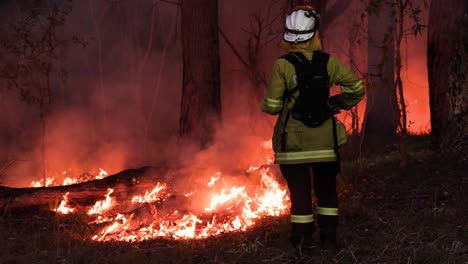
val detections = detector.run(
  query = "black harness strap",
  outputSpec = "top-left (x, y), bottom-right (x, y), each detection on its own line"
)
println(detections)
top-left (279, 51), bottom-right (341, 166)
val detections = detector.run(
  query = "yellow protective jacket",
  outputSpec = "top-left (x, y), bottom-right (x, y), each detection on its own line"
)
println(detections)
top-left (261, 34), bottom-right (365, 164)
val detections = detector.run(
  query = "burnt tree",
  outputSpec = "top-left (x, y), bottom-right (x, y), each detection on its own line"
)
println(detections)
top-left (364, 0), bottom-right (399, 147)
top-left (427, 0), bottom-right (468, 150)
top-left (179, 0), bottom-right (221, 148)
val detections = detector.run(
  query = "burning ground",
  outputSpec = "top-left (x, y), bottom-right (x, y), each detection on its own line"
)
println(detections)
top-left (0, 137), bottom-right (466, 264)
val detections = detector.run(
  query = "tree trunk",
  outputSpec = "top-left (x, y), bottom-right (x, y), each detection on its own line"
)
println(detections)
top-left (364, 0), bottom-right (399, 149)
top-left (427, 0), bottom-right (468, 150)
top-left (179, 0), bottom-right (221, 148)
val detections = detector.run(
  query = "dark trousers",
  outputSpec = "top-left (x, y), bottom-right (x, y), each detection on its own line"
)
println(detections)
top-left (280, 162), bottom-right (339, 247)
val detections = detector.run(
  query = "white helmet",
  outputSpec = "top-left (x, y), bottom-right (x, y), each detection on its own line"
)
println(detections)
top-left (284, 6), bottom-right (319, 43)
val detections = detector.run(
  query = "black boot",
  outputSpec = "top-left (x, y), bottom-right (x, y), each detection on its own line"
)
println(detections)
top-left (290, 223), bottom-right (315, 256)
top-left (290, 236), bottom-right (314, 256)
top-left (320, 230), bottom-right (338, 252)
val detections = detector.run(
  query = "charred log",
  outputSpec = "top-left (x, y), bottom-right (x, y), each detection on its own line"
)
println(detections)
top-left (0, 166), bottom-right (171, 211)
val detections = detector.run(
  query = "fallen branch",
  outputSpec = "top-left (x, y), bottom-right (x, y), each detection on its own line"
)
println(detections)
top-left (0, 166), bottom-right (169, 210)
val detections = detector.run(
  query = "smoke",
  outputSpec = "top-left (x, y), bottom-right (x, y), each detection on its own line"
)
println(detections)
top-left (0, 0), bottom-right (182, 186)
top-left (0, 0), bottom-right (279, 187)
top-left (0, 0), bottom-right (431, 187)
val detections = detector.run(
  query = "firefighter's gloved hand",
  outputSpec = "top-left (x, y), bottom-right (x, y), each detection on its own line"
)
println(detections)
top-left (328, 95), bottom-right (343, 114)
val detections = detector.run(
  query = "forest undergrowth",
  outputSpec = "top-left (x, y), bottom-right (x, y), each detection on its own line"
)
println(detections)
top-left (0, 136), bottom-right (466, 264)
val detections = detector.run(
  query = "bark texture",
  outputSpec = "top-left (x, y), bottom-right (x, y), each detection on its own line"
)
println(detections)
top-left (179, 0), bottom-right (221, 148)
top-left (364, 0), bottom-right (399, 147)
top-left (427, 0), bottom-right (468, 150)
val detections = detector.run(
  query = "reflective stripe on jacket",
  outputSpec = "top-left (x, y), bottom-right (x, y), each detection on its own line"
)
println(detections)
top-left (261, 46), bottom-right (364, 164)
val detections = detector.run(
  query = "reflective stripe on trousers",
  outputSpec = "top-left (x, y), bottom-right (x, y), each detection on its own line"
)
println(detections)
top-left (291, 214), bottom-right (314, 223)
top-left (317, 207), bottom-right (339, 216)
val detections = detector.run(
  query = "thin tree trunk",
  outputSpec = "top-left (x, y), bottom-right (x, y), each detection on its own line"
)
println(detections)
top-left (40, 64), bottom-right (52, 181)
top-left (364, 0), bottom-right (399, 151)
top-left (179, 0), bottom-right (221, 148)
top-left (395, 0), bottom-right (408, 167)
top-left (348, 24), bottom-right (361, 136)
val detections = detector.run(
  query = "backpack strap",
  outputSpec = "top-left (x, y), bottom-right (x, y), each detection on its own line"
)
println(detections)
top-left (281, 51), bottom-right (330, 97)
top-left (281, 52), bottom-right (309, 96)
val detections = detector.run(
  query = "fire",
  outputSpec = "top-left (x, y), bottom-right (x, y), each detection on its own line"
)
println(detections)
top-left (63, 177), bottom-right (78, 185)
top-left (30, 168), bottom-right (110, 187)
top-left (95, 168), bottom-right (108, 180)
top-left (48, 141), bottom-right (289, 242)
top-left (50, 166), bottom-right (288, 242)
top-left (88, 189), bottom-right (114, 215)
top-left (31, 177), bottom-right (55, 187)
top-left (131, 183), bottom-right (166, 203)
top-left (207, 172), bottom-right (220, 188)
top-left (53, 192), bottom-right (75, 214)
top-left (205, 186), bottom-right (248, 212)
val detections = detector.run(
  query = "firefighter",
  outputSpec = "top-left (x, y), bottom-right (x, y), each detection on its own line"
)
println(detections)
top-left (261, 5), bottom-right (365, 255)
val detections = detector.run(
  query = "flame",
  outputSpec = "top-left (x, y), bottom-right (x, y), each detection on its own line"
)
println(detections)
top-left (31, 181), bottom-right (43, 188)
top-left (95, 168), bottom-right (108, 180)
top-left (205, 186), bottom-right (248, 212)
top-left (53, 192), bottom-right (76, 214)
top-left (87, 189), bottom-right (114, 215)
top-left (47, 141), bottom-right (289, 242)
top-left (50, 166), bottom-right (288, 242)
top-left (93, 167), bottom-right (287, 241)
top-left (63, 177), bottom-right (78, 185)
top-left (207, 172), bottom-right (220, 188)
top-left (131, 183), bottom-right (165, 203)
top-left (30, 168), bottom-right (110, 187)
